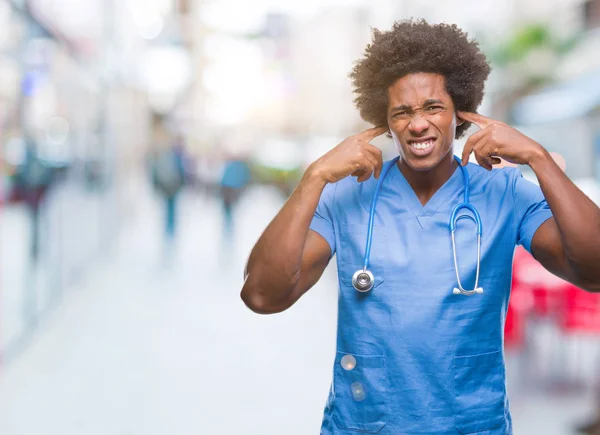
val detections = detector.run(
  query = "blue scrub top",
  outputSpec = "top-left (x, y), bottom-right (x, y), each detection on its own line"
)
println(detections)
top-left (309, 158), bottom-right (552, 435)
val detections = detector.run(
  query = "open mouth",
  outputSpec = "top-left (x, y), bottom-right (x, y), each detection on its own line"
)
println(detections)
top-left (407, 137), bottom-right (437, 154)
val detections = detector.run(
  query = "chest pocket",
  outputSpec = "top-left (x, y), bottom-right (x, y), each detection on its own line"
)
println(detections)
top-left (337, 224), bottom-right (389, 290)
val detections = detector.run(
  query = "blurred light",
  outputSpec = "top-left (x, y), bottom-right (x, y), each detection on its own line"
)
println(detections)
top-left (45, 117), bottom-right (70, 145)
top-left (128, 1), bottom-right (165, 40)
top-left (200, 0), bottom-right (368, 31)
top-left (205, 96), bottom-right (249, 127)
top-left (203, 59), bottom-right (263, 95)
top-left (149, 93), bottom-right (178, 113)
top-left (203, 34), bottom-right (259, 60)
top-left (129, 0), bottom-right (172, 16)
top-left (29, 0), bottom-right (103, 40)
top-left (139, 17), bottom-right (164, 40)
top-left (200, 1), bottom-right (266, 34)
top-left (203, 41), bottom-right (266, 126)
top-left (141, 46), bottom-right (192, 95)
top-left (253, 139), bottom-right (301, 170)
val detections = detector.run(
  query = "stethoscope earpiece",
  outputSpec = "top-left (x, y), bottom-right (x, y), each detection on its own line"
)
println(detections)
top-left (453, 287), bottom-right (485, 296)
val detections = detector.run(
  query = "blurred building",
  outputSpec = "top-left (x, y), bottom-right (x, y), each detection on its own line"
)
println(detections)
top-left (0, 0), bottom-right (170, 360)
top-left (509, 0), bottom-right (600, 185)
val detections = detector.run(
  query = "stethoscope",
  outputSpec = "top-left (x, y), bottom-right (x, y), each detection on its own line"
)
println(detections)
top-left (351, 155), bottom-right (484, 296)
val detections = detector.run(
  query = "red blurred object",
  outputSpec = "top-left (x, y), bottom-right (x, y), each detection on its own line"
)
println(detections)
top-left (505, 247), bottom-right (600, 348)
top-left (504, 283), bottom-right (528, 349)
top-left (560, 284), bottom-right (600, 334)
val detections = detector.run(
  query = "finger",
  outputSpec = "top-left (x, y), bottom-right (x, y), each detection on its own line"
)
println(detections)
top-left (363, 153), bottom-right (379, 177)
top-left (457, 111), bottom-right (494, 129)
top-left (363, 143), bottom-right (384, 178)
top-left (356, 125), bottom-right (388, 143)
top-left (461, 128), bottom-right (488, 166)
top-left (493, 158), bottom-right (517, 169)
top-left (351, 168), bottom-right (365, 180)
top-left (357, 171), bottom-right (373, 182)
top-left (472, 138), bottom-right (493, 170)
top-left (351, 156), bottom-right (376, 182)
top-left (353, 164), bottom-right (374, 182)
top-left (359, 154), bottom-right (377, 182)
top-left (477, 142), bottom-right (502, 169)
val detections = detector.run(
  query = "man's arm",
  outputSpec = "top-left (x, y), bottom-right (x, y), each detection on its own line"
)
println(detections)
top-left (459, 111), bottom-right (600, 292)
top-left (528, 153), bottom-right (600, 292)
top-left (241, 173), bottom-right (332, 314)
top-left (241, 126), bottom-right (386, 314)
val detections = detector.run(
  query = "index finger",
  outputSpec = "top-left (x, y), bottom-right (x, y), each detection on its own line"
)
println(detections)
top-left (364, 143), bottom-right (383, 178)
top-left (457, 111), bottom-right (494, 129)
top-left (356, 125), bottom-right (388, 142)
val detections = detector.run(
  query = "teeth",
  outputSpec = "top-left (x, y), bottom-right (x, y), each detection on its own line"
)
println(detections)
top-left (410, 140), bottom-right (434, 150)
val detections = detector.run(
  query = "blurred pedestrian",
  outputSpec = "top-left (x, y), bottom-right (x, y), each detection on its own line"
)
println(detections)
top-left (13, 137), bottom-right (53, 261)
top-left (219, 156), bottom-right (251, 235)
top-left (151, 135), bottom-right (187, 243)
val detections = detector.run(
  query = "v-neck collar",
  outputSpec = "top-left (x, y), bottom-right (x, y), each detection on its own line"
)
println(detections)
top-left (389, 158), bottom-right (464, 229)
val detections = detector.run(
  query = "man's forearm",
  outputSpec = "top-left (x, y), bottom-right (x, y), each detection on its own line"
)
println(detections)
top-left (529, 150), bottom-right (600, 285)
top-left (242, 169), bottom-right (327, 303)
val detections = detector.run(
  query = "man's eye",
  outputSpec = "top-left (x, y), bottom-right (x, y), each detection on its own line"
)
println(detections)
top-left (425, 106), bottom-right (442, 112)
top-left (394, 112), bottom-right (408, 118)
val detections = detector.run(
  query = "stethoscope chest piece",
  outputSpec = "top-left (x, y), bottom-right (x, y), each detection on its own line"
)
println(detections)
top-left (352, 269), bottom-right (374, 292)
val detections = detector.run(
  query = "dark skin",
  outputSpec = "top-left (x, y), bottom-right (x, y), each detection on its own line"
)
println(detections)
top-left (458, 110), bottom-right (600, 291)
top-left (241, 72), bottom-right (600, 315)
top-left (387, 73), bottom-right (461, 205)
top-left (241, 126), bottom-right (386, 314)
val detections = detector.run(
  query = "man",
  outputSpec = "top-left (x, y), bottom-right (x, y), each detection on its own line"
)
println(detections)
top-left (241, 19), bottom-right (600, 434)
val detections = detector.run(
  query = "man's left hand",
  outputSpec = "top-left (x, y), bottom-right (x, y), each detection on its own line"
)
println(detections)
top-left (458, 111), bottom-right (547, 170)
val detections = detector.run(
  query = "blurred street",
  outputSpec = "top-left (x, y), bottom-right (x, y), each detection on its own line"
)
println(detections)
top-left (0, 182), bottom-right (342, 435)
top-left (0, 183), bottom-right (597, 435)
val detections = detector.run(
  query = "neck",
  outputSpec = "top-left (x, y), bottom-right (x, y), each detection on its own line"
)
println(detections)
top-left (397, 152), bottom-right (458, 206)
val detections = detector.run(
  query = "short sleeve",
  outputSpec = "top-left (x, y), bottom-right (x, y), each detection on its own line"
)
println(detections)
top-left (513, 171), bottom-right (553, 254)
top-left (309, 182), bottom-right (336, 256)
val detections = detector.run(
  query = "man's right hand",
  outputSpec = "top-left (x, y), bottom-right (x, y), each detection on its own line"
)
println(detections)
top-left (307, 126), bottom-right (388, 184)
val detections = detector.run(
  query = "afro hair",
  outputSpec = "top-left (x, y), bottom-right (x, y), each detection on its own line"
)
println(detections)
top-left (349, 19), bottom-right (491, 139)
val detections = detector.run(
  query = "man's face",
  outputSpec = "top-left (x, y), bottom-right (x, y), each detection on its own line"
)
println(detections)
top-left (387, 73), bottom-right (459, 171)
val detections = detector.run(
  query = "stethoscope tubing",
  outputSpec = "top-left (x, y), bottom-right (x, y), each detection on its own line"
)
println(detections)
top-left (363, 156), bottom-right (401, 271)
top-left (355, 155), bottom-right (484, 296)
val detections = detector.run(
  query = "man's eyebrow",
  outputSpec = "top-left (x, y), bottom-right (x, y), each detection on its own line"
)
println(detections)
top-left (423, 99), bottom-right (444, 106)
top-left (390, 99), bottom-right (445, 113)
top-left (390, 104), bottom-right (412, 113)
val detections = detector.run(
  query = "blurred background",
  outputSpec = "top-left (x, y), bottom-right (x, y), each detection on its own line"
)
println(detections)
top-left (0, 0), bottom-right (599, 434)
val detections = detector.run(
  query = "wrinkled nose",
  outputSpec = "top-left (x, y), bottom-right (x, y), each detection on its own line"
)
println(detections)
top-left (408, 115), bottom-right (429, 135)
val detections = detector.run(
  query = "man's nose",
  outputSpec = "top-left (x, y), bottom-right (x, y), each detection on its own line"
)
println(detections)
top-left (408, 115), bottom-right (429, 135)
